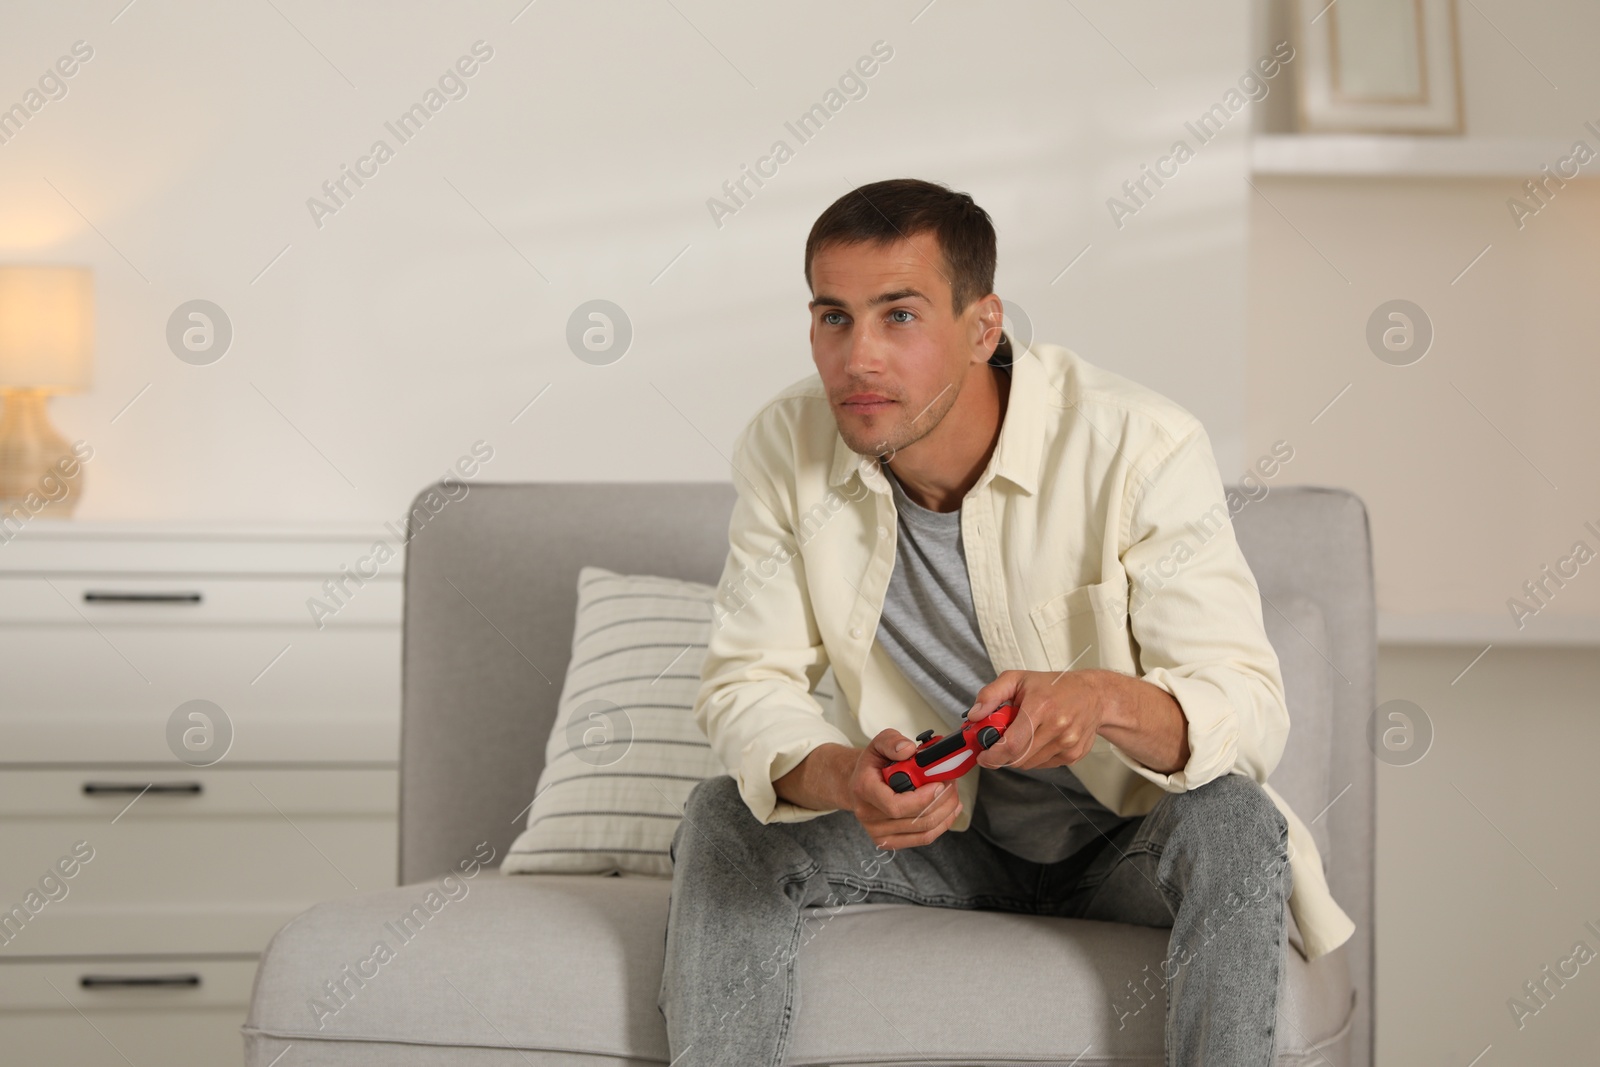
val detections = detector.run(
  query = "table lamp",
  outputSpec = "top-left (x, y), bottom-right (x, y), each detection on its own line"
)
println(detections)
top-left (0, 265), bottom-right (94, 517)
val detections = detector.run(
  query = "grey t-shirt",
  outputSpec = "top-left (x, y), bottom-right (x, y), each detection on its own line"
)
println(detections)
top-left (873, 373), bottom-right (1131, 865)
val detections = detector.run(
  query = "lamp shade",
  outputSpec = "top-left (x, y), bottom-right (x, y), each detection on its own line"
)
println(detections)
top-left (0, 265), bottom-right (94, 392)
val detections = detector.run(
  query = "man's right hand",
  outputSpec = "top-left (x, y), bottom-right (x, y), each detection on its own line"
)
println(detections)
top-left (847, 729), bottom-right (963, 850)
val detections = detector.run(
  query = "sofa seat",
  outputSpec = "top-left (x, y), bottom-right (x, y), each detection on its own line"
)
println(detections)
top-left (243, 871), bottom-right (1354, 1066)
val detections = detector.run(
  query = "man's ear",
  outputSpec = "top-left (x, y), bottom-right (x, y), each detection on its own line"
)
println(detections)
top-left (973, 294), bottom-right (1005, 359)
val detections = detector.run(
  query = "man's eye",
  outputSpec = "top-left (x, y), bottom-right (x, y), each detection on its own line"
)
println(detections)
top-left (822, 311), bottom-right (846, 326)
top-left (889, 308), bottom-right (915, 323)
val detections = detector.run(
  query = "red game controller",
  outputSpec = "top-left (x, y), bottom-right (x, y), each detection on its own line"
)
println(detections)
top-left (881, 703), bottom-right (1018, 794)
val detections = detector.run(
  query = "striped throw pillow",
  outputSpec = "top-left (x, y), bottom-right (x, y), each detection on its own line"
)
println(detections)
top-left (500, 564), bottom-right (840, 877)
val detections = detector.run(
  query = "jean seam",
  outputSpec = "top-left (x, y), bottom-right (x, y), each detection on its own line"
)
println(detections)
top-left (767, 897), bottom-right (804, 1067)
top-left (1146, 842), bottom-right (1188, 917)
top-left (1263, 904), bottom-right (1284, 1065)
top-left (1262, 818), bottom-right (1289, 1065)
top-left (818, 871), bottom-right (1034, 912)
top-left (1081, 840), bottom-right (1172, 916)
top-left (1256, 900), bottom-right (1285, 1062)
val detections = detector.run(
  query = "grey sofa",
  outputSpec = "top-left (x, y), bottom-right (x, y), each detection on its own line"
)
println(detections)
top-left (242, 481), bottom-right (1375, 1065)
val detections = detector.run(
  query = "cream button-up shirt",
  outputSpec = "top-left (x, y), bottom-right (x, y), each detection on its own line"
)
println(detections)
top-left (694, 341), bottom-right (1356, 961)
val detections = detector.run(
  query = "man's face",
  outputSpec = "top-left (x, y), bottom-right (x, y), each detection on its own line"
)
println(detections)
top-left (808, 231), bottom-right (994, 460)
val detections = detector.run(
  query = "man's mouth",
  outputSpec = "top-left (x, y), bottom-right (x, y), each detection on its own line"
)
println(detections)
top-left (843, 395), bottom-right (895, 414)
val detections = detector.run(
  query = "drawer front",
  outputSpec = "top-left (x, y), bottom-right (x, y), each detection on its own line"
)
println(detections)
top-left (0, 626), bottom-right (399, 762)
top-left (0, 769), bottom-right (397, 955)
top-left (0, 528), bottom-right (401, 575)
top-left (0, 958), bottom-right (257, 1067)
top-left (0, 957), bottom-right (258, 1010)
top-left (0, 575), bottom-right (400, 626)
top-left (0, 767), bottom-right (398, 817)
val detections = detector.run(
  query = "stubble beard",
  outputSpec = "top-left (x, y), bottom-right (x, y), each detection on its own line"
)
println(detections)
top-left (841, 378), bottom-right (961, 463)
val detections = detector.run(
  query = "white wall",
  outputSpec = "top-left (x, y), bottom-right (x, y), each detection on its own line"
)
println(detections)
top-left (1249, 0), bottom-right (1600, 628)
top-left (1377, 645), bottom-right (1600, 1065)
top-left (1250, 2), bottom-right (1600, 1064)
top-left (3, 0), bottom-right (1263, 525)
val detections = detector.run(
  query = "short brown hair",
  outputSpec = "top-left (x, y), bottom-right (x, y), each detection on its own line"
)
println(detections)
top-left (804, 178), bottom-right (1009, 361)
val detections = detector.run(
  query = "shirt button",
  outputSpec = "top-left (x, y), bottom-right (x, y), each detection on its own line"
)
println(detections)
top-left (877, 525), bottom-right (888, 539)
top-left (851, 627), bottom-right (863, 639)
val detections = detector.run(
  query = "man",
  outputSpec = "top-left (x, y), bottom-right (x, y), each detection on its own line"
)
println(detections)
top-left (659, 178), bottom-right (1353, 1065)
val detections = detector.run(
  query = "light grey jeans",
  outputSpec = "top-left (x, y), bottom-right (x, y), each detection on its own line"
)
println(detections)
top-left (658, 770), bottom-right (1293, 1066)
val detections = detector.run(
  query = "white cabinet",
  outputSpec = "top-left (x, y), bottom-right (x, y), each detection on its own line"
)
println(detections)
top-left (0, 523), bottom-right (402, 1066)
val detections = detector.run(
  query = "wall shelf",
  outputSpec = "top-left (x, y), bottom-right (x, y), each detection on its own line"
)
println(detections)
top-left (1251, 134), bottom-right (1595, 178)
top-left (1379, 611), bottom-right (1600, 647)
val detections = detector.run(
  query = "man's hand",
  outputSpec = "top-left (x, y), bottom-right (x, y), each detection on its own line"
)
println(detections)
top-left (968, 668), bottom-right (1190, 775)
top-left (772, 732), bottom-right (963, 849)
top-left (847, 729), bottom-right (963, 850)
top-left (969, 670), bottom-right (1110, 771)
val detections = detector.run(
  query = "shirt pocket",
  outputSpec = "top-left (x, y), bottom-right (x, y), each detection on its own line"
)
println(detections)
top-left (1028, 575), bottom-right (1131, 675)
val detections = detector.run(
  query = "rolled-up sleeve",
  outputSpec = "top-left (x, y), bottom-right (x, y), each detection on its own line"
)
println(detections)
top-left (693, 419), bottom-right (855, 824)
top-left (1110, 423), bottom-right (1289, 791)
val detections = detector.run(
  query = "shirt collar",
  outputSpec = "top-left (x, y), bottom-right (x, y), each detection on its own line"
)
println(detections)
top-left (828, 339), bottom-right (1047, 498)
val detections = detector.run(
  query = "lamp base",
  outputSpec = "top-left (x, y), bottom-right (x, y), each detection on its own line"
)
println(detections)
top-left (0, 389), bottom-right (86, 520)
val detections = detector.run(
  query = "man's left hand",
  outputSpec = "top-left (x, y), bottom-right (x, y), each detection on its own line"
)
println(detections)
top-left (968, 669), bottom-right (1112, 771)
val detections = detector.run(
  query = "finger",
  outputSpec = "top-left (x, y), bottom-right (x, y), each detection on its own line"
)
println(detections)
top-left (908, 779), bottom-right (958, 824)
top-left (878, 780), bottom-right (947, 823)
top-left (867, 728), bottom-right (916, 768)
top-left (865, 775), bottom-right (948, 822)
top-left (870, 777), bottom-right (958, 837)
top-left (977, 710), bottom-right (1039, 768)
top-left (870, 787), bottom-right (961, 849)
top-left (1012, 712), bottom-right (1088, 770)
top-left (1017, 730), bottom-right (1080, 771)
top-left (877, 810), bottom-right (961, 852)
top-left (1059, 734), bottom-right (1095, 766)
top-left (1018, 717), bottom-right (1098, 769)
top-left (874, 796), bottom-right (963, 851)
top-left (967, 671), bottom-right (1022, 721)
top-left (1054, 726), bottom-right (1093, 767)
top-left (1012, 739), bottom-right (1066, 771)
top-left (975, 741), bottom-right (1006, 768)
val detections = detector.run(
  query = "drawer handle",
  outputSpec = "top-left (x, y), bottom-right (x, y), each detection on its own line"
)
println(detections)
top-left (80, 973), bottom-right (202, 989)
top-left (82, 781), bottom-right (204, 796)
top-left (82, 591), bottom-right (203, 604)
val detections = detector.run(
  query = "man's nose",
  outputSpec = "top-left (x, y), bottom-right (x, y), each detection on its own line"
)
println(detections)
top-left (844, 329), bottom-right (883, 375)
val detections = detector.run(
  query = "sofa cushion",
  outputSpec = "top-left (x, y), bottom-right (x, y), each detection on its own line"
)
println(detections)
top-left (500, 566), bottom-right (847, 879)
top-left (502, 566), bottom-right (729, 876)
top-left (242, 873), bottom-right (1354, 1065)
top-left (500, 566), bottom-right (727, 878)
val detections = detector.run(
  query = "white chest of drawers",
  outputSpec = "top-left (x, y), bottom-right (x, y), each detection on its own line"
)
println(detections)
top-left (0, 523), bottom-right (402, 1065)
